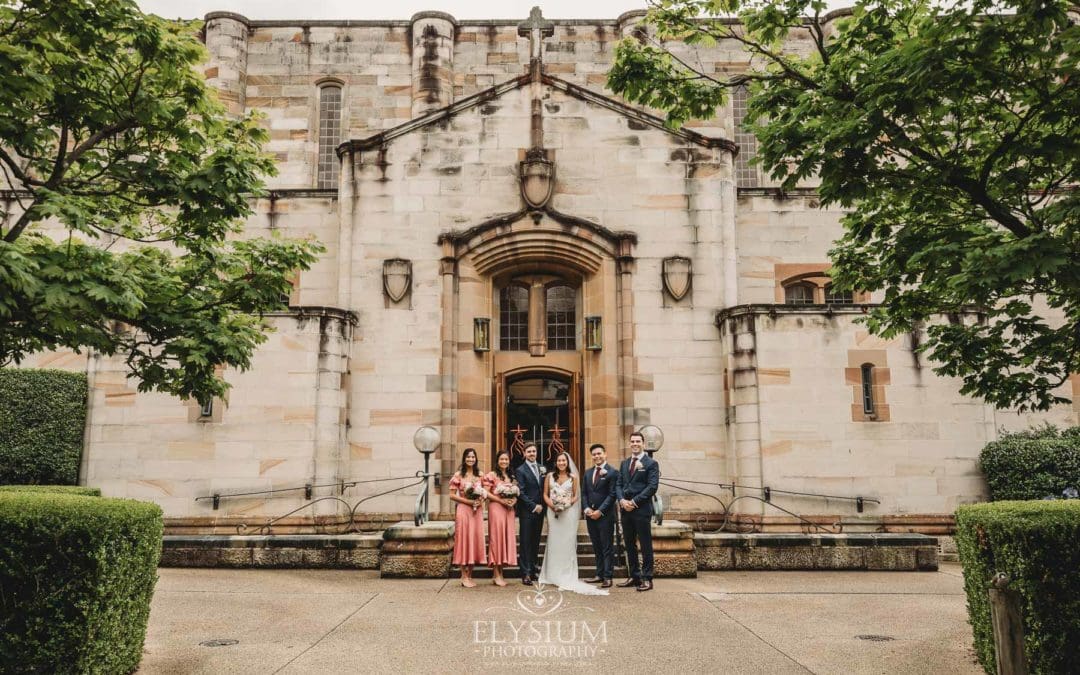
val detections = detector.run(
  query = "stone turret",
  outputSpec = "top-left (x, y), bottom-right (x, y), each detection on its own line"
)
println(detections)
top-left (202, 12), bottom-right (251, 115)
top-left (616, 9), bottom-right (650, 40)
top-left (409, 11), bottom-right (457, 116)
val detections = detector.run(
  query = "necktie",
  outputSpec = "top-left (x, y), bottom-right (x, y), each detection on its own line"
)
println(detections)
top-left (629, 456), bottom-right (638, 475)
top-left (593, 466), bottom-right (600, 485)
top-left (531, 463), bottom-right (539, 481)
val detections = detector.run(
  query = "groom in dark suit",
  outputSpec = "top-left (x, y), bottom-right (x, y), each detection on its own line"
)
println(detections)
top-left (616, 430), bottom-right (660, 592)
top-left (582, 443), bottom-right (617, 588)
top-left (515, 443), bottom-right (545, 585)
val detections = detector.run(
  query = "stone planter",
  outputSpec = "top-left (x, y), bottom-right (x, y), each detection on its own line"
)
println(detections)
top-left (694, 532), bottom-right (938, 571)
top-left (160, 534), bottom-right (382, 569)
top-left (380, 520), bottom-right (456, 578)
top-left (651, 520), bottom-right (697, 578)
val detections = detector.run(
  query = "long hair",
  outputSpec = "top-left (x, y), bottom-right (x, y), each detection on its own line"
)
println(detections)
top-left (457, 447), bottom-right (480, 478)
top-left (552, 451), bottom-right (575, 481)
top-left (494, 449), bottom-right (512, 482)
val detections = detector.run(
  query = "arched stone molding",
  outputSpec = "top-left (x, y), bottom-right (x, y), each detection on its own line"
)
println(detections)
top-left (437, 207), bottom-right (636, 272)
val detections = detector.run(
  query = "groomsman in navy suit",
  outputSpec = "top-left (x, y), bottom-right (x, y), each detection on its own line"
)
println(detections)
top-left (582, 443), bottom-right (617, 588)
top-left (515, 443), bottom-right (545, 585)
top-left (616, 430), bottom-right (660, 592)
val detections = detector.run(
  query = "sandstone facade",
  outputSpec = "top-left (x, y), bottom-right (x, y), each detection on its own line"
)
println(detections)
top-left (15, 8), bottom-right (1077, 532)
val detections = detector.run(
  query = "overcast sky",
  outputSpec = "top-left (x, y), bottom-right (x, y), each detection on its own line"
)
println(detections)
top-left (136, 1), bottom-right (654, 21)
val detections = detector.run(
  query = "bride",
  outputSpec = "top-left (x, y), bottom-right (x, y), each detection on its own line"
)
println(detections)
top-left (538, 451), bottom-right (608, 596)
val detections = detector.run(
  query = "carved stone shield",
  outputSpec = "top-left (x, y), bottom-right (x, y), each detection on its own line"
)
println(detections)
top-left (519, 149), bottom-right (555, 209)
top-left (383, 259), bottom-right (412, 303)
top-left (662, 256), bottom-right (692, 301)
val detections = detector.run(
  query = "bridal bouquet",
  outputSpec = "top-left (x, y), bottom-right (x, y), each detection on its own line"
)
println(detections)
top-left (551, 492), bottom-right (572, 517)
top-left (463, 482), bottom-right (487, 511)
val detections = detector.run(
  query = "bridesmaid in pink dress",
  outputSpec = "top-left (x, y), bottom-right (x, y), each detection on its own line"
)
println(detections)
top-left (449, 447), bottom-right (487, 587)
top-left (483, 450), bottom-right (519, 586)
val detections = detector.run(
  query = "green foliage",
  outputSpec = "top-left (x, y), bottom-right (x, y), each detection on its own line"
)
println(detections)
top-left (0, 492), bottom-right (163, 674)
top-left (609, 0), bottom-right (1080, 411)
top-left (0, 485), bottom-right (100, 496)
top-left (0, 0), bottom-right (322, 404)
top-left (978, 426), bottom-right (1080, 501)
top-left (0, 368), bottom-right (87, 485)
top-left (955, 501), bottom-right (1080, 673)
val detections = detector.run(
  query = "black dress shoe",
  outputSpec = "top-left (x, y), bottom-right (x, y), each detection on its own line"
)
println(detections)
top-left (584, 577), bottom-right (603, 583)
top-left (637, 580), bottom-right (653, 592)
top-left (601, 579), bottom-right (613, 589)
top-left (616, 578), bottom-right (641, 588)
top-left (522, 577), bottom-right (533, 586)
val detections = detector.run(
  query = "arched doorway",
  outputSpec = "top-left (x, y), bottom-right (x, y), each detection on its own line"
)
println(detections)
top-left (494, 370), bottom-right (582, 475)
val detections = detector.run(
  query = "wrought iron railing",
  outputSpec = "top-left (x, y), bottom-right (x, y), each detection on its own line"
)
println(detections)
top-left (194, 474), bottom-right (426, 535)
top-left (197, 467), bottom-right (880, 537)
top-left (655, 477), bottom-right (880, 534)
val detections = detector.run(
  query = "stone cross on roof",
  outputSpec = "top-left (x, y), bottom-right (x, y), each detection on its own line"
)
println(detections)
top-left (518, 6), bottom-right (554, 62)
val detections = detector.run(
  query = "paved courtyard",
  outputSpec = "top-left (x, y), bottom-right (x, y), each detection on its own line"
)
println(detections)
top-left (140, 564), bottom-right (981, 674)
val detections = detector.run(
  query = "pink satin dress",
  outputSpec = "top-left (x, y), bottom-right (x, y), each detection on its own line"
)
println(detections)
top-left (483, 472), bottom-right (518, 567)
top-left (450, 473), bottom-right (487, 566)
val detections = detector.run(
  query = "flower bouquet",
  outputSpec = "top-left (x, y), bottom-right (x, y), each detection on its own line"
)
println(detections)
top-left (464, 482), bottom-right (487, 512)
top-left (495, 483), bottom-right (520, 499)
top-left (551, 491), bottom-right (572, 518)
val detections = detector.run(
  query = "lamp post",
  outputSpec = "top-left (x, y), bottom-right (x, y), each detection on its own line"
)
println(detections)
top-left (638, 425), bottom-right (664, 458)
top-left (413, 425), bottom-right (441, 526)
top-left (637, 425), bottom-right (664, 525)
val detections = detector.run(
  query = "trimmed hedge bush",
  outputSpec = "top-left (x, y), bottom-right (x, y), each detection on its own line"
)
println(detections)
top-left (955, 500), bottom-right (1080, 674)
top-left (978, 426), bottom-right (1080, 501)
top-left (0, 492), bottom-right (163, 673)
top-left (0, 369), bottom-right (88, 485)
top-left (0, 485), bottom-right (101, 496)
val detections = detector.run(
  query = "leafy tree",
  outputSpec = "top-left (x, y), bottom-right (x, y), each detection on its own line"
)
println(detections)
top-left (609, 0), bottom-right (1080, 411)
top-left (0, 0), bottom-right (322, 403)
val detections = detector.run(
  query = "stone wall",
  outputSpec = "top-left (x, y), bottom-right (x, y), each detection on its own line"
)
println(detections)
top-left (19, 311), bottom-right (353, 522)
top-left (715, 306), bottom-right (1076, 520)
top-left (340, 80), bottom-right (735, 512)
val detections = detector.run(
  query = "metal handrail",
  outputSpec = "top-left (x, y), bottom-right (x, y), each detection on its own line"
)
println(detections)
top-left (657, 477), bottom-right (881, 534)
top-left (661, 477), bottom-right (879, 512)
top-left (195, 475), bottom-right (421, 510)
top-left (238, 474), bottom-right (427, 535)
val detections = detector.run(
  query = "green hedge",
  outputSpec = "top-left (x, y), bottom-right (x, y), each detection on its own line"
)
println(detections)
top-left (978, 426), bottom-right (1080, 501)
top-left (0, 485), bottom-right (101, 496)
top-left (0, 492), bottom-right (163, 674)
top-left (955, 501), bottom-right (1080, 674)
top-left (0, 369), bottom-right (88, 486)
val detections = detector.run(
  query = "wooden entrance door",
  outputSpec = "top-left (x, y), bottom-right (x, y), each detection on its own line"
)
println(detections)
top-left (494, 370), bottom-right (582, 474)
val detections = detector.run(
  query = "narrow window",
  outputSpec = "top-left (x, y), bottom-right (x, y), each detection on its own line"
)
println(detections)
top-left (499, 286), bottom-right (529, 351)
top-left (199, 400), bottom-right (214, 418)
top-left (825, 284), bottom-right (853, 304)
top-left (317, 85), bottom-right (342, 189)
top-left (860, 364), bottom-right (875, 416)
top-left (784, 283), bottom-right (815, 305)
top-left (732, 84), bottom-right (759, 188)
top-left (546, 285), bottom-right (576, 350)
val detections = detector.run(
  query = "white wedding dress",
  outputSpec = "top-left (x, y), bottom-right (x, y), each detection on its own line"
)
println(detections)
top-left (538, 476), bottom-right (608, 596)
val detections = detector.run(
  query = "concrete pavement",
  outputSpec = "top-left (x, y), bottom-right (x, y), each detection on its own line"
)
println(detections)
top-left (140, 564), bottom-right (980, 674)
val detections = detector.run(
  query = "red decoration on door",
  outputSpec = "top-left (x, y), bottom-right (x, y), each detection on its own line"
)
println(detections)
top-left (510, 425), bottom-right (527, 456)
top-left (547, 423), bottom-right (565, 461)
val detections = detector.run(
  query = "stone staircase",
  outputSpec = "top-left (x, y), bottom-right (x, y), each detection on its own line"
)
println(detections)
top-left (458, 533), bottom-right (628, 580)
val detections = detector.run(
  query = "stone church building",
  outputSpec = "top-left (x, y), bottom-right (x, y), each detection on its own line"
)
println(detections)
top-left (22, 7), bottom-right (1076, 533)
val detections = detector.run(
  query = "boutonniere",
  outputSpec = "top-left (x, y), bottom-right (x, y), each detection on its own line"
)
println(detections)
top-left (539, 466), bottom-right (547, 476)
top-left (598, 467), bottom-right (608, 477)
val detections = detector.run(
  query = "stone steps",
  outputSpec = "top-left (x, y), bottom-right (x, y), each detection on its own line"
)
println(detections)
top-left (452, 535), bottom-right (626, 579)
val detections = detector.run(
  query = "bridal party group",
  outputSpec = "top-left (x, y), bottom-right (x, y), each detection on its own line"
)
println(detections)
top-left (448, 431), bottom-right (661, 595)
